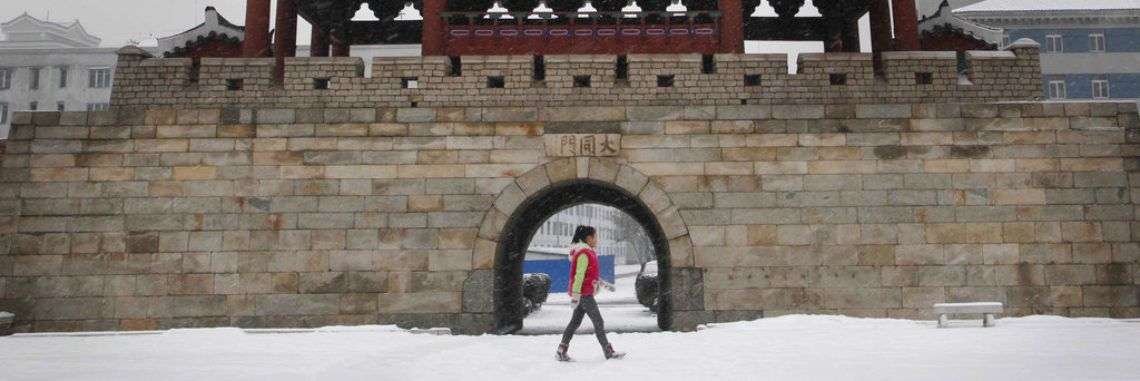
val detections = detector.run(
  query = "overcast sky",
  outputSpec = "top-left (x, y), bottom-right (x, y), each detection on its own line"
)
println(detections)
top-left (0, 0), bottom-right (313, 46)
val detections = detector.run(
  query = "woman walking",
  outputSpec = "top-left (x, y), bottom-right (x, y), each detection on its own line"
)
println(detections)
top-left (555, 225), bottom-right (625, 361)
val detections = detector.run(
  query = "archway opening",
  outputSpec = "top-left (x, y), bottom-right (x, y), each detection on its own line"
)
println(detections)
top-left (517, 202), bottom-right (658, 334)
top-left (494, 179), bottom-right (672, 334)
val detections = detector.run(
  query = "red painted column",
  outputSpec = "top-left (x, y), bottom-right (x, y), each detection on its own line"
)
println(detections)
top-left (242, 0), bottom-right (271, 57)
top-left (867, 0), bottom-right (893, 77)
top-left (718, 0), bottom-right (745, 53)
top-left (868, 0), bottom-right (892, 53)
top-left (842, 18), bottom-right (861, 52)
top-left (310, 25), bottom-right (330, 57)
top-left (891, 0), bottom-right (919, 50)
top-left (421, 0), bottom-right (446, 56)
top-left (330, 23), bottom-right (351, 57)
top-left (274, 0), bottom-right (298, 81)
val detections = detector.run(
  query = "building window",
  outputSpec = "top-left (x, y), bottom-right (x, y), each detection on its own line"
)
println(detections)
top-left (30, 67), bottom-right (41, 89)
top-left (88, 68), bottom-right (112, 88)
top-left (1048, 80), bottom-right (1066, 99)
top-left (1045, 34), bottom-right (1063, 53)
top-left (0, 103), bottom-right (8, 124)
top-left (1089, 33), bottom-right (1106, 52)
top-left (29, 101), bottom-right (38, 111)
top-left (57, 102), bottom-right (65, 112)
top-left (1092, 78), bottom-right (1110, 99)
top-left (0, 67), bottom-right (12, 90)
top-left (58, 66), bottom-right (69, 88)
top-left (86, 103), bottom-right (111, 111)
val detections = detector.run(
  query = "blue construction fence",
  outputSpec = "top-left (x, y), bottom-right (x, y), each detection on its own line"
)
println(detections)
top-left (523, 256), bottom-right (615, 293)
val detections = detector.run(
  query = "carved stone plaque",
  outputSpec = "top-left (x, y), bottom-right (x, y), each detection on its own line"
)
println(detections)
top-left (544, 134), bottom-right (621, 157)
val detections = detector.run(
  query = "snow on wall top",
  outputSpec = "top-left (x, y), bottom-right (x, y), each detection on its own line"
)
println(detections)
top-left (955, 0), bottom-right (1140, 12)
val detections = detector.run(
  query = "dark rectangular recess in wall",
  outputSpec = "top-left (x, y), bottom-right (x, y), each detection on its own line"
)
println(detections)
top-left (313, 78), bottom-right (330, 90)
top-left (449, 56), bottom-right (462, 76)
top-left (401, 77), bottom-right (419, 89)
top-left (915, 72), bottom-right (933, 85)
top-left (744, 74), bottom-right (761, 87)
top-left (657, 75), bottom-right (674, 87)
top-left (829, 73), bottom-right (847, 86)
top-left (189, 59), bottom-right (201, 84)
top-left (701, 54), bottom-right (716, 74)
top-left (487, 76), bottom-right (505, 88)
top-left (225, 79), bottom-right (243, 91)
top-left (615, 55), bottom-right (628, 80)
top-left (533, 55), bottom-right (545, 81)
top-left (956, 51), bottom-right (970, 75)
top-left (573, 75), bottom-right (591, 88)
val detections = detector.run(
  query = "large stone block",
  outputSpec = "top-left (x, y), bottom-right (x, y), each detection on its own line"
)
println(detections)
top-left (255, 294), bottom-right (339, 316)
top-left (396, 108), bottom-right (436, 123)
top-left (378, 292), bottom-right (462, 313)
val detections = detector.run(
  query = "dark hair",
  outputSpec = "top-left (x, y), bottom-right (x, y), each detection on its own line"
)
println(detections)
top-left (571, 225), bottom-right (596, 244)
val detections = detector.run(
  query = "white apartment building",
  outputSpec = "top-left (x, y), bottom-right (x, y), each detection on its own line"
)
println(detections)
top-left (527, 203), bottom-right (652, 265)
top-left (0, 14), bottom-right (119, 138)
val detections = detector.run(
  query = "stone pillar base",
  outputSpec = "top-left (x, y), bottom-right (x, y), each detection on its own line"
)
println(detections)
top-left (378, 313), bottom-right (495, 335)
top-left (0, 312), bottom-right (14, 336)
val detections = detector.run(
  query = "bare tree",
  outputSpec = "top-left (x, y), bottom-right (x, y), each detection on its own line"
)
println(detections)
top-left (612, 210), bottom-right (654, 266)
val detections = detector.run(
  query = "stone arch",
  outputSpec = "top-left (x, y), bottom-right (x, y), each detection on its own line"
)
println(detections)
top-left (464, 157), bottom-right (696, 334)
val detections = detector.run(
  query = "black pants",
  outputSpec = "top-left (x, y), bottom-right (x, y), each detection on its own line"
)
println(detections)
top-left (560, 296), bottom-right (610, 349)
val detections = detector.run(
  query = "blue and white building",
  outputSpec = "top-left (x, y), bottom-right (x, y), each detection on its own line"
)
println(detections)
top-left (524, 204), bottom-right (627, 292)
top-left (927, 0), bottom-right (1140, 100)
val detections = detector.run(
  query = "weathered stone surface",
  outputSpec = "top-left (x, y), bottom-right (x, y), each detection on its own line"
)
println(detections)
top-left (461, 270), bottom-right (493, 313)
top-left (378, 292), bottom-right (461, 313)
top-left (669, 268), bottom-right (705, 311)
top-left (4, 70), bottom-right (1135, 337)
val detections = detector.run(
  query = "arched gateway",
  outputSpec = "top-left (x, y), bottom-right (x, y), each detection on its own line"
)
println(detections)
top-left (471, 158), bottom-right (697, 333)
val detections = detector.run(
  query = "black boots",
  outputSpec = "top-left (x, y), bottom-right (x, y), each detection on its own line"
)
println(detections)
top-left (604, 344), bottom-right (625, 360)
top-left (555, 343), bottom-right (571, 362)
top-left (557, 343), bottom-right (624, 361)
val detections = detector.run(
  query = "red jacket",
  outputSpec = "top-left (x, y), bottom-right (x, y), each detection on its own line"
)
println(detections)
top-left (567, 243), bottom-right (599, 296)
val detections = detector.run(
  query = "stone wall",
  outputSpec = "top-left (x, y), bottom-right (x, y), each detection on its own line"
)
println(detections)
top-left (110, 45), bottom-right (1042, 109)
top-left (1, 100), bottom-right (1137, 333)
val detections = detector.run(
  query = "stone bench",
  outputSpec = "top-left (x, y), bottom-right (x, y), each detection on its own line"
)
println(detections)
top-left (934, 302), bottom-right (1003, 328)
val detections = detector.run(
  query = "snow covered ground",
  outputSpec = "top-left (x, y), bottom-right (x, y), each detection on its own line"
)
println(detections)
top-left (520, 303), bottom-right (659, 334)
top-left (3, 315), bottom-right (1140, 380)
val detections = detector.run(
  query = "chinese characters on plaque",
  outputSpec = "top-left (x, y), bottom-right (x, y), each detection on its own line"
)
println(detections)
top-left (544, 134), bottom-right (621, 157)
